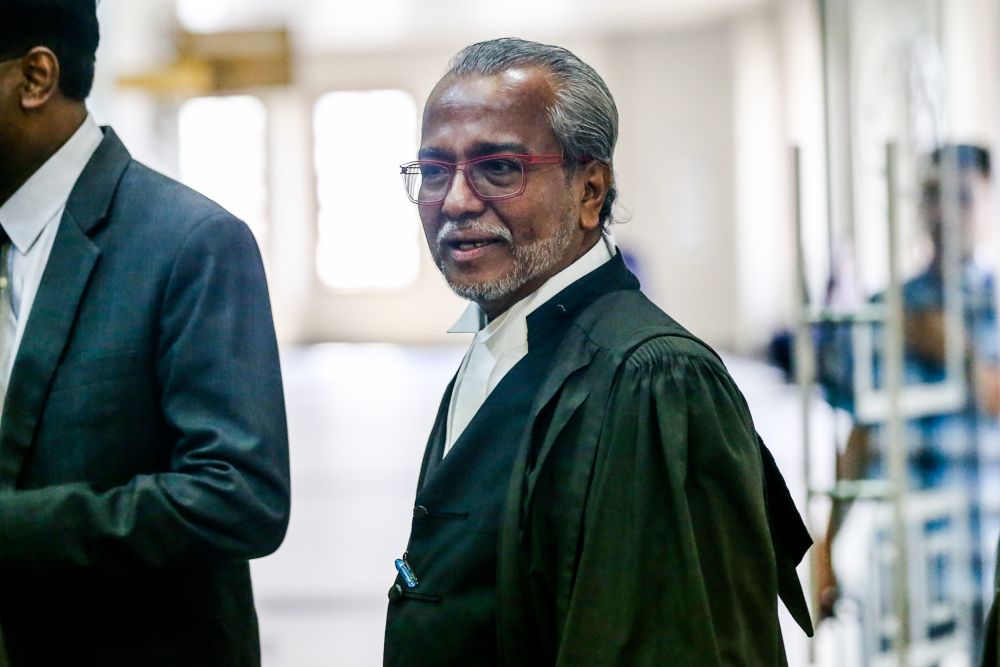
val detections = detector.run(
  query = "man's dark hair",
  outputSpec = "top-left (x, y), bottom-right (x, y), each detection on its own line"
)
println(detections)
top-left (448, 38), bottom-right (620, 229)
top-left (0, 0), bottom-right (100, 101)
top-left (931, 144), bottom-right (991, 179)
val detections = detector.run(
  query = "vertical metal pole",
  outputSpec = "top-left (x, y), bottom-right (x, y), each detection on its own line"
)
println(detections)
top-left (794, 146), bottom-right (814, 494)
top-left (818, 0), bottom-right (840, 297)
top-left (884, 142), bottom-right (911, 666)
top-left (938, 150), bottom-right (969, 403)
top-left (818, 0), bottom-right (858, 300)
top-left (817, 0), bottom-right (836, 278)
top-left (792, 145), bottom-right (820, 665)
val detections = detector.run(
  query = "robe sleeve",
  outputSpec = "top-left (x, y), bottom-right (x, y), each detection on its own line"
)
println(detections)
top-left (551, 336), bottom-right (791, 666)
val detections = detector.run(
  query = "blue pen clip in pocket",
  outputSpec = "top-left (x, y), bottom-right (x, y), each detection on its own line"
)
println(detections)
top-left (395, 557), bottom-right (419, 589)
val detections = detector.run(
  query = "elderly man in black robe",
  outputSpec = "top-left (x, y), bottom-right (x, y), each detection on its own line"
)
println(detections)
top-left (383, 37), bottom-right (813, 666)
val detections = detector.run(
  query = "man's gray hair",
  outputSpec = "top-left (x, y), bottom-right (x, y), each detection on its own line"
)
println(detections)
top-left (448, 37), bottom-right (619, 228)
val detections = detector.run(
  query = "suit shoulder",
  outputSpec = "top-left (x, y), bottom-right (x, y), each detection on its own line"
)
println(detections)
top-left (578, 289), bottom-right (722, 368)
top-left (624, 334), bottom-right (725, 374)
top-left (112, 160), bottom-right (248, 239)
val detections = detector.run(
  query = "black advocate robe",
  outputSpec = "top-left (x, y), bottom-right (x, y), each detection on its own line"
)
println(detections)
top-left (388, 253), bottom-right (812, 666)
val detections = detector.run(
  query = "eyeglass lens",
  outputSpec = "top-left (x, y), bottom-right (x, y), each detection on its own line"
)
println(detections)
top-left (403, 157), bottom-right (526, 203)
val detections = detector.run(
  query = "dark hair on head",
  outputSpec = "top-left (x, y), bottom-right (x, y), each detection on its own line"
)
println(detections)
top-left (0, 0), bottom-right (100, 101)
top-left (447, 37), bottom-right (620, 229)
top-left (931, 144), bottom-right (991, 179)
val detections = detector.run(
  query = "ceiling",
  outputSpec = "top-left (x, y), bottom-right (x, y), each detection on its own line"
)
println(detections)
top-left (177, 0), bottom-right (770, 51)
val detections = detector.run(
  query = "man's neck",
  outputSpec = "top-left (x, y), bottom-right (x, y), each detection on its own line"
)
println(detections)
top-left (478, 232), bottom-right (604, 321)
top-left (0, 104), bottom-right (88, 206)
top-left (479, 233), bottom-right (609, 322)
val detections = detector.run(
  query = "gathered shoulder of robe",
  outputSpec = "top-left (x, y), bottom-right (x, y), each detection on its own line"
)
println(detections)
top-left (495, 256), bottom-right (813, 666)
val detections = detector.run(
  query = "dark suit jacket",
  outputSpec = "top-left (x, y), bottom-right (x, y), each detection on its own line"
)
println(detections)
top-left (0, 129), bottom-right (290, 667)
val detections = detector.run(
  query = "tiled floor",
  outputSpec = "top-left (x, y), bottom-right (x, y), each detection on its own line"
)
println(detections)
top-left (251, 343), bottom-right (824, 666)
top-left (253, 344), bottom-right (465, 666)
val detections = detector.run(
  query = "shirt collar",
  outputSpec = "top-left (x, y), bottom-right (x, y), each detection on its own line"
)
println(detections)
top-left (448, 301), bottom-right (487, 334)
top-left (0, 114), bottom-right (103, 253)
top-left (447, 234), bottom-right (616, 336)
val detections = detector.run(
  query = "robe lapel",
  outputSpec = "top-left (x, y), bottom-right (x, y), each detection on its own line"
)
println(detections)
top-left (418, 370), bottom-right (519, 498)
top-left (416, 376), bottom-right (455, 492)
top-left (419, 328), bottom-right (590, 500)
top-left (497, 329), bottom-right (597, 523)
top-left (0, 129), bottom-right (129, 489)
top-left (522, 334), bottom-right (597, 488)
top-left (493, 326), bottom-right (596, 667)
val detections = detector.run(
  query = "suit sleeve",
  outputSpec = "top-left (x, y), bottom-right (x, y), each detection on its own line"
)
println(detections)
top-left (0, 214), bottom-right (290, 577)
top-left (551, 339), bottom-right (789, 666)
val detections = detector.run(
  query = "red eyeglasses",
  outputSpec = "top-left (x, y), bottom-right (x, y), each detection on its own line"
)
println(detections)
top-left (400, 153), bottom-right (568, 204)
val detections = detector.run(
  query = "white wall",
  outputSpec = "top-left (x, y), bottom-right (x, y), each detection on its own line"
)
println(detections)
top-left (733, 6), bottom-right (793, 352)
top-left (945, 0), bottom-right (999, 146)
top-left (609, 27), bottom-right (740, 348)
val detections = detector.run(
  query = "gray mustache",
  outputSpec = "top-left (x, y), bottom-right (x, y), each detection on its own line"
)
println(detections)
top-left (436, 220), bottom-right (513, 246)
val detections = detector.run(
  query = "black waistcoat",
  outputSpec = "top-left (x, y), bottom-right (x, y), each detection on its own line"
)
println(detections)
top-left (384, 319), bottom-right (564, 667)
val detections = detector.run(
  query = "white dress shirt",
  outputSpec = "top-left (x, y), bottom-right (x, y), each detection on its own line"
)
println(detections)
top-left (0, 114), bottom-right (103, 384)
top-left (444, 235), bottom-right (616, 453)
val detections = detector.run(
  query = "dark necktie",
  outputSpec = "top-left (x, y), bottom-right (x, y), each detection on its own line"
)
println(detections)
top-left (0, 226), bottom-right (14, 414)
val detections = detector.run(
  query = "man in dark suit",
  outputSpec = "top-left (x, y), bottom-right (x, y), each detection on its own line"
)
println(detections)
top-left (0, 2), bottom-right (290, 665)
top-left (384, 38), bottom-right (812, 666)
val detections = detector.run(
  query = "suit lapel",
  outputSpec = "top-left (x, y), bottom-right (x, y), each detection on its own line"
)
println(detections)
top-left (0, 129), bottom-right (130, 488)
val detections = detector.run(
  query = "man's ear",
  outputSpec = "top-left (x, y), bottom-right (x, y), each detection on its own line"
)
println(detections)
top-left (19, 47), bottom-right (61, 111)
top-left (578, 160), bottom-right (611, 232)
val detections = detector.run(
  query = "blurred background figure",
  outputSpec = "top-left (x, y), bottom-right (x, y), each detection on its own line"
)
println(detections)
top-left (815, 145), bottom-right (1000, 664)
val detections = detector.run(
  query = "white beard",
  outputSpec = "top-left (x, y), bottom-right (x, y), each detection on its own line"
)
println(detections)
top-left (434, 217), bottom-right (577, 305)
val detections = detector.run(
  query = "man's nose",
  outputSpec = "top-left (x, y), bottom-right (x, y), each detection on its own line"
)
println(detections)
top-left (441, 168), bottom-right (486, 219)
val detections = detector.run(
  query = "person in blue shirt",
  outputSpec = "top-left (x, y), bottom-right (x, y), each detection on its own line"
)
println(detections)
top-left (817, 145), bottom-right (999, 660)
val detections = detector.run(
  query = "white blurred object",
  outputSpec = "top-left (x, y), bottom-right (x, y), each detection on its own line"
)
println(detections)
top-left (314, 90), bottom-right (420, 291)
top-left (178, 95), bottom-right (269, 249)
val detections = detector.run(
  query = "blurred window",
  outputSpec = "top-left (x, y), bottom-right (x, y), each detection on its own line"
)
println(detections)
top-left (178, 95), bottom-right (269, 250)
top-left (314, 89), bottom-right (420, 291)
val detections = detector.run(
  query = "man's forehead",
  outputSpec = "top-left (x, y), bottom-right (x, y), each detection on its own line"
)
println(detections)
top-left (426, 68), bottom-right (555, 115)
top-left (417, 69), bottom-right (559, 160)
